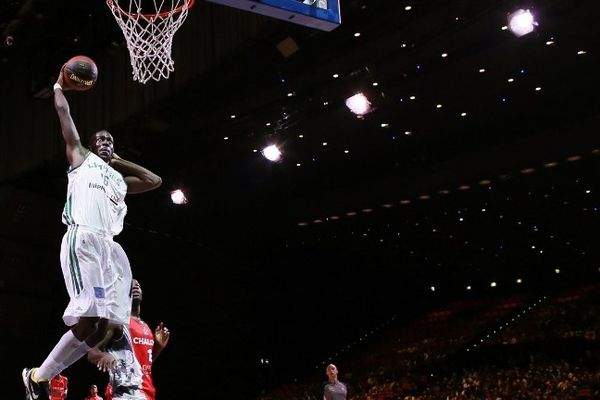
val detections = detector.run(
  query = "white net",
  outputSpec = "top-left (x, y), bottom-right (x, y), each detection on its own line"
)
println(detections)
top-left (107, 0), bottom-right (193, 84)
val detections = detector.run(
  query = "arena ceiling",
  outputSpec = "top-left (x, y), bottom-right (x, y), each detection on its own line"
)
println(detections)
top-left (2, 0), bottom-right (600, 398)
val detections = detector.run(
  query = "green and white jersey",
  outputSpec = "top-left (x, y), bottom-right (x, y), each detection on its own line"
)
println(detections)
top-left (62, 152), bottom-right (128, 236)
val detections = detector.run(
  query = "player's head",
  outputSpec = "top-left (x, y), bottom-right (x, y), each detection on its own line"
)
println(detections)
top-left (132, 279), bottom-right (143, 303)
top-left (326, 364), bottom-right (338, 382)
top-left (89, 130), bottom-right (114, 163)
top-left (89, 384), bottom-right (98, 395)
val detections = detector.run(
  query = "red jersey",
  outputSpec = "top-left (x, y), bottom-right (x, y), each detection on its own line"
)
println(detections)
top-left (49, 375), bottom-right (68, 400)
top-left (130, 316), bottom-right (156, 400)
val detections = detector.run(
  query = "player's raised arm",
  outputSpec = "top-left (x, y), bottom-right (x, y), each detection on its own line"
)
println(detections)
top-left (110, 153), bottom-right (162, 194)
top-left (53, 69), bottom-right (87, 168)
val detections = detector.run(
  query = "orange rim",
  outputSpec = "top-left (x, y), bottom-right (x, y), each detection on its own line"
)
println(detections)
top-left (106, 0), bottom-right (195, 18)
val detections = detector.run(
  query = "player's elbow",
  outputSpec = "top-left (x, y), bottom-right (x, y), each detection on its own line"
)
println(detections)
top-left (146, 174), bottom-right (162, 190)
top-left (151, 175), bottom-right (162, 189)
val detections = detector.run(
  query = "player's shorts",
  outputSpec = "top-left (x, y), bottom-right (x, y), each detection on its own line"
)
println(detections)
top-left (60, 224), bottom-right (132, 326)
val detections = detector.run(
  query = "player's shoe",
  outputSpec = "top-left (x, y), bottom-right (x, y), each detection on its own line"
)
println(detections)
top-left (22, 368), bottom-right (49, 400)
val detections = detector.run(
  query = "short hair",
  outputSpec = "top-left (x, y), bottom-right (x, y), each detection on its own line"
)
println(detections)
top-left (87, 130), bottom-right (112, 148)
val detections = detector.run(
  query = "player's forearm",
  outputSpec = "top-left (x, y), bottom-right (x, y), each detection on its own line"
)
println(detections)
top-left (152, 344), bottom-right (164, 361)
top-left (111, 157), bottom-right (162, 193)
top-left (87, 347), bottom-right (108, 364)
top-left (54, 87), bottom-right (82, 147)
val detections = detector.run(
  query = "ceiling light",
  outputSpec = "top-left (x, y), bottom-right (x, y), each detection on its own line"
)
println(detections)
top-left (436, 104), bottom-right (443, 109)
top-left (535, 86), bottom-right (542, 91)
top-left (261, 144), bottom-right (282, 162)
top-left (332, 73), bottom-right (339, 78)
top-left (381, 123), bottom-right (389, 128)
top-left (490, 282), bottom-right (497, 287)
top-left (344, 150), bottom-right (349, 154)
top-left (461, 112), bottom-right (467, 117)
top-left (345, 92), bottom-right (373, 116)
top-left (577, 50), bottom-right (587, 55)
top-left (372, 82), bottom-right (379, 86)
top-left (441, 52), bottom-right (448, 58)
top-left (404, 131), bottom-right (412, 135)
top-left (404, 5), bottom-right (412, 11)
top-left (230, 114), bottom-right (236, 119)
top-left (354, 32), bottom-right (361, 37)
top-left (170, 189), bottom-right (188, 205)
top-left (507, 9), bottom-right (537, 37)
top-left (479, 68), bottom-right (486, 73)
top-left (322, 142), bottom-right (328, 146)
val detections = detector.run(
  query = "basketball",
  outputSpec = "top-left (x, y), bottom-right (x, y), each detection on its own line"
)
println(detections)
top-left (63, 55), bottom-right (98, 91)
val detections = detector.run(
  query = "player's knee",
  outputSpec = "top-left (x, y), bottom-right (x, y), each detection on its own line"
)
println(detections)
top-left (72, 317), bottom-right (100, 340)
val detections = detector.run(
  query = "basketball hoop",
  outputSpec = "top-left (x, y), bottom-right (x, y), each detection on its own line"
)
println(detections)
top-left (106, 0), bottom-right (195, 83)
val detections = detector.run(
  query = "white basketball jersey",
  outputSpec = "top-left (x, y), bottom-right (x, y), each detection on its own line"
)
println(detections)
top-left (108, 328), bottom-right (146, 400)
top-left (62, 152), bottom-right (128, 236)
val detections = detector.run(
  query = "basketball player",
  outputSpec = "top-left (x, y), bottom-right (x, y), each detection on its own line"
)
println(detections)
top-left (323, 364), bottom-right (348, 400)
top-left (49, 374), bottom-right (68, 400)
top-left (103, 279), bottom-right (170, 400)
top-left (22, 67), bottom-right (162, 400)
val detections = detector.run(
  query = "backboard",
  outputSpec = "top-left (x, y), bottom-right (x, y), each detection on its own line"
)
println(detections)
top-left (206, 0), bottom-right (341, 31)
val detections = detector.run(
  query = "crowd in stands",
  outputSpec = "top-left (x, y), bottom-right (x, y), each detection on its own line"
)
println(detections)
top-left (258, 285), bottom-right (600, 400)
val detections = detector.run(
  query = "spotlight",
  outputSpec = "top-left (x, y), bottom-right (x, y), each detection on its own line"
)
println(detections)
top-left (507, 9), bottom-right (537, 37)
top-left (261, 144), bottom-right (282, 161)
top-left (170, 189), bottom-right (188, 205)
top-left (345, 92), bottom-right (373, 116)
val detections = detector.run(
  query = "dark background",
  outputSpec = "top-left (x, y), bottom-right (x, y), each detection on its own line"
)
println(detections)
top-left (1, 0), bottom-right (600, 398)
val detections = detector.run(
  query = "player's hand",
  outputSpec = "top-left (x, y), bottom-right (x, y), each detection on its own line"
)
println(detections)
top-left (155, 322), bottom-right (170, 349)
top-left (56, 64), bottom-right (72, 91)
top-left (97, 353), bottom-right (117, 372)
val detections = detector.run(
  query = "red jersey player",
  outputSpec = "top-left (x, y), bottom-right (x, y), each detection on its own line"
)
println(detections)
top-left (105, 279), bottom-right (170, 400)
top-left (49, 374), bottom-right (68, 400)
top-left (85, 384), bottom-right (102, 400)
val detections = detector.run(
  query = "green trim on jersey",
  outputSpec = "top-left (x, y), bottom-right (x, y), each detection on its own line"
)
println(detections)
top-left (67, 226), bottom-right (83, 295)
top-left (63, 194), bottom-right (74, 224)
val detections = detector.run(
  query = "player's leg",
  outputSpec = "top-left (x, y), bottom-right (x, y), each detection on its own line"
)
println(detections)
top-left (23, 229), bottom-right (108, 400)
top-left (105, 241), bottom-right (133, 326)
